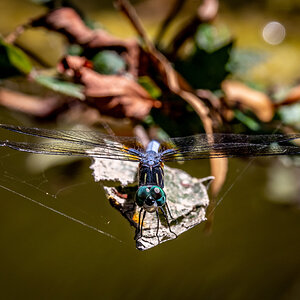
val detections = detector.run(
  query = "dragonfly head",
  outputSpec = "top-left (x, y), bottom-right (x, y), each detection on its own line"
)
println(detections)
top-left (135, 185), bottom-right (166, 212)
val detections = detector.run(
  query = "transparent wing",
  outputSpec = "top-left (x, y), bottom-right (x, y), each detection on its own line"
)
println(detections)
top-left (161, 133), bottom-right (300, 162)
top-left (0, 124), bottom-right (144, 161)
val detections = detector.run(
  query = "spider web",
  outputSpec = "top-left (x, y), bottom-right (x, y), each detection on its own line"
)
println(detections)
top-left (0, 149), bottom-right (123, 243)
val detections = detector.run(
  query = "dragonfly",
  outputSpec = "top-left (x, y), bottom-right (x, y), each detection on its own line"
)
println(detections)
top-left (1, 124), bottom-right (300, 241)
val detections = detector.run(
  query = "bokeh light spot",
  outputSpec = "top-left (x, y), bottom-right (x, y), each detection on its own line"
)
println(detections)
top-left (262, 21), bottom-right (286, 45)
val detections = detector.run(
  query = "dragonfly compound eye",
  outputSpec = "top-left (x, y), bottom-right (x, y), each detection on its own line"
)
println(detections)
top-left (150, 186), bottom-right (166, 207)
top-left (135, 186), bottom-right (151, 207)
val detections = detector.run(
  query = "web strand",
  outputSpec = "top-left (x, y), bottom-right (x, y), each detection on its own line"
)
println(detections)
top-left (0, 182), bottom-right (122, 243)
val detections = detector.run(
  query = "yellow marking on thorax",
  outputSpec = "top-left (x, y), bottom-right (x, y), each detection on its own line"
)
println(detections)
top-left (156, 173), bottom-right (159, 185)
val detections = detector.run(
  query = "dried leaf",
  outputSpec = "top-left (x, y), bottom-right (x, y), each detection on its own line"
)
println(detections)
top-left (0, 88), bottom-right (63, 117)
top-left (90, 157), bottom-right (214, 250)
top-left (58, 55), bottom-right (161, 120)
top-left (30, 7), bottom-right (140, 76)
top-left (222, 80), bottom-right (274, 122)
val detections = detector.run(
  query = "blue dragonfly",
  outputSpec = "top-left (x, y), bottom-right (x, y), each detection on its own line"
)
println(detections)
top-left (1, 124), bottom-right (300, 241)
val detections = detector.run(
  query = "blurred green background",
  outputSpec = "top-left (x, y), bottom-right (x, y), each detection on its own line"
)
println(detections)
top-left (1, 0), bottom-right (300, 299)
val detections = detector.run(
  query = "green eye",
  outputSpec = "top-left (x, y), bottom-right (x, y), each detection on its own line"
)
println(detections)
top-left (150, 186), bottom-right (166, 206)
top-left (136, 186), bottom-right (150, 207)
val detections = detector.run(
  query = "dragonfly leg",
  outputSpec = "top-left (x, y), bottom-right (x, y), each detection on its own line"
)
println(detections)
top-left (160, 206), bottom-right (177, 239)
top-left (165, 202), bottom-right (174, 219)
top-left (134, 207), bottom-right (144, 240)
top-left (155, 210), bottom-right (160, 244)
top-left (140, 210), bottom-right (147, 239)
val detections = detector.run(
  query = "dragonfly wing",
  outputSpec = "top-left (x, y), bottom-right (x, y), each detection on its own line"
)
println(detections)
top-left (161, 133), bottom-right (300, 161)
top-left (0, 124), bottom-right (144, 161)
top-left (0, 140), bottom-right (142, 161)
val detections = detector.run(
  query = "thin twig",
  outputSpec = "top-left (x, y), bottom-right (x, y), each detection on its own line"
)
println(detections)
top-left (4, 23), bottom-right (31, 44)
top-left (115, 0), bottom-right (153, 50)
top-left (155, 0), bottom-right (186, 47)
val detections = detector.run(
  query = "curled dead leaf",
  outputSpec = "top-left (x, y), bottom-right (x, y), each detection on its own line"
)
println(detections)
top-left (222, 80), bottom-right (274, 122)
top-left (0, 88), bottom-right (63, 117)
top-left (31, 8), bottom-right (140, 76)
top-left (58, 56), bottom-right (160, 120)
top-left (31, 7), bottom-right (94, 44)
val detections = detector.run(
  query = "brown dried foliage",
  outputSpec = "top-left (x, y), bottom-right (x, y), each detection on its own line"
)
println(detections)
top-left (1, 0), bottom-right (229, 215)
top-left (222, 80), bottom-right (274, 122)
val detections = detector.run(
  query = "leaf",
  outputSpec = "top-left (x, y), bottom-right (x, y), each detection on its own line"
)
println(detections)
top-left (92, 50), bottom-right (126, 75)
top-left (58, 56), bottom-right (160, 120)
top-left (276, 85), bottom-right (300, 106)
top-left (138, 76), bottom-right (161, 99)
top-left (175, 39), bottom-right (233, 90)
top-left (234, 110), bottom-right (261, 131)
top-left (222, 80), bottom-right (274, 122)
top-left (31, 8), bottom-right (140, 76)
top-left (67, 44), bottom-right (83, 56)
top-left (195, 24), bottom-right (230, 53)
top-left (90, 157), bottom-right (214, 251)
top-left (226, 48), bottom-right (266, 76)
top-left (0, 39), bottom-right (32, 78)
top-left (278, 103), bottom-right (300, 130)
top-left (0, 87), bottom-right (63, 117)
top-left (33, 74), bottom-right (85, 100)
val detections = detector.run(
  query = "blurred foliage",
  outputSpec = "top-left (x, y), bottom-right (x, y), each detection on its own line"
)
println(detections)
top-left (67, 44), bottom-right (84, 56)
top-left (92, 50), bottom-right (126, 75)
top-left (33, 74), bottom-right (85, 99)
top-left (137, 76), bottom-right (161, 99)
top-left (234, 110), bottom-right (261, 131)
top-left (278, 103), bottom-right (300, 130)
top-left (175, 25), bottom-right (233, 90)
top-left (226, 49), bottom-right (266, 78)
top-left (0, 39), bottom-right (32, 78)
top-left (0, 0), bottom-right (299, 139)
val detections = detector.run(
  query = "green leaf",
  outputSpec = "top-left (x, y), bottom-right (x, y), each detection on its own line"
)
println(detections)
top-left (0, 39), bottom-right (32, 78)
top-left (92, 50), bottom-right (126, 75)
top-left (278, 103), bottom-right (300, 130)
top-left (138, 76), bottom-right (161, 99)
top-left (234, 110), bottom-right (261, 131)
top-left (226, 49), bottom-right (266, 76)
top-left (34, 74), bottom-right (85, 100)
top-left (175, 24), bottom-right (233, 90)
top-left (175, 41), bottom-right (233, 90)
top-left (67, 44), bottom-right (84, 56)
top-left (195, 24), bottom-right (231, 53)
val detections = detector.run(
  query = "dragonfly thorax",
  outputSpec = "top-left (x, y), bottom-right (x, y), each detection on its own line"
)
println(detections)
top-left (140, 150), bottom-right (161, 167)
